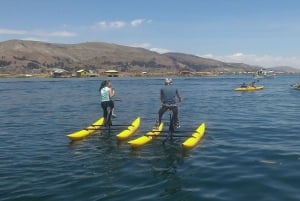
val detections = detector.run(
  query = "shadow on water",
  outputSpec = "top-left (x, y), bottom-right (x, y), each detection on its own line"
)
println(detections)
top-left (150, 143), bottom-right (185, 197)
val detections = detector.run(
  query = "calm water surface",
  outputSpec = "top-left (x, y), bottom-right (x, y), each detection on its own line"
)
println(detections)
top-left (0, 75), bottom-right (299, 201)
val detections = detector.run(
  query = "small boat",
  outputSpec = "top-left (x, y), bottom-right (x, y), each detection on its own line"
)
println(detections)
top-left (291, 82), bottom-right (300, 90)
top-left (253, 68), bottom-right (275, 79)
top-left (291, 85), bottom-right (300, 90)
top-left (182, 123), bottom-right (205, 149)
top-left (116, 117), bottom-right (141, 140)
top-left (128, 123), bottom-right (164, 148)
top-left (67, 117), bottom-right (104, 141)
top-left (234, 86), bottom-right (264, 91)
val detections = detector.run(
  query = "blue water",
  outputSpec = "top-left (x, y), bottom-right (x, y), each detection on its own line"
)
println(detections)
top-left (1, 75), bottom-right (299, 201)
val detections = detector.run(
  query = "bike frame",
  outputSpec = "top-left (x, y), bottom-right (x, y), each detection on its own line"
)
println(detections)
top-left (162, 104), bottom-right (177, 144)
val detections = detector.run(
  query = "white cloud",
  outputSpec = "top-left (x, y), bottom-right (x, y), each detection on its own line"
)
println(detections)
top-left (22, 37), bottom-right (48, 42)
top-left (92, 21), bottom-right (126, 29)
top-left (109, 21), bottom-right (126, 28)
top-left (47, 31), bottom-right (77, 37)
top-left (149, 47), bottom-right (171, 54)
top-left (0, 28), bottom-right (76, 38)
top-left (201, 54), bottom-right (214, 58)
top-left (131, 19), bottom-right (145, 27)
top-left (129, 43), bottom-right (151, 48)
top-left (0, 28), bottom-right (27, 35)
top-left (200, 52), bottom-right (300, 68)
top-left (92, 18), bottom-right (151, 29)
top-left (128, 43), bottom-right (171, 54)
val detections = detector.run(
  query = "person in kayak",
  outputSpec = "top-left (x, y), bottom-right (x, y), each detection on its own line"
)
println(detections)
top-left (156, 78), bottom-right (182, 128)
top-left (251, 81), bottom-right (256, 87)
top-left (294, 82), bottom-right (300, 88)
top-left (99, 80), bottom-right (116, 123)
top-left (241, 82), bottom-right (247, 88)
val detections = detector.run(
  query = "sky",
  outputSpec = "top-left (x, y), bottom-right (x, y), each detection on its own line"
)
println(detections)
top-left (1, 0), bottom-right (300, 68)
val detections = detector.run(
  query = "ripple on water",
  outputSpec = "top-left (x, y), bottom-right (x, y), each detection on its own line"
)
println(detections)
top-left (1, 76), bottom-right (300, 201)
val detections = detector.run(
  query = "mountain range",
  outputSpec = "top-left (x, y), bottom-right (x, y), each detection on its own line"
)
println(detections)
top-left (0, 40), bottom-right (298, 76)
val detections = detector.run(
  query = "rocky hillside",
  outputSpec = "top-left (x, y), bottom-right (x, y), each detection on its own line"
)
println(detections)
top-left (0, 40), bottom-right (262, 75)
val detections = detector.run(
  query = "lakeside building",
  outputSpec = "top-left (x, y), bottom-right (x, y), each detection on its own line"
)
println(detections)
top-left (104, 70), bottom-right (119, 77)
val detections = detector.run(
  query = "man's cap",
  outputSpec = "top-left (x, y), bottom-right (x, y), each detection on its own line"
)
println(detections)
top-left (165, 78), bottom-right (173, 84)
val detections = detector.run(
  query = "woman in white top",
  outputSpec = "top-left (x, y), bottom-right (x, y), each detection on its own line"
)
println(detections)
top-left (99, 80), bottom-right (116, 124)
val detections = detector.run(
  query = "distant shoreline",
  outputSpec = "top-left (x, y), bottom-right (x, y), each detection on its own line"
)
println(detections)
top-left (0, 72), bottom-right (220, 78)
top-left (1, 72), bottom-right (299, 79)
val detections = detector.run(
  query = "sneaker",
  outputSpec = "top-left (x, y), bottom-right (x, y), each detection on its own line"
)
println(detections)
top-left (175, 122), bottom-right (180, 129)
top-left (155, 120), bottom-right (160, 127)
top-left (112, 113), bottom-right (117, 118)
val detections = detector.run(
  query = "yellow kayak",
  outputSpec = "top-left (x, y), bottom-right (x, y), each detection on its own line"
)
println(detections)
top-left (234, 86), bottom-right (264, 91)
top-left (182, 123), bottom-right (205, 149)
top-left (67, 117), bottom-right (104, 141)
top-left (116, 117), bottom-right (141, 140)
top-left (128, 123), bottom-right (164, 148)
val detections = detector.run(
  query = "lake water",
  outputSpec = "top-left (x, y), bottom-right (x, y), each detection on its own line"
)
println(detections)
top-left (1, 75), bottom-right (299, 201)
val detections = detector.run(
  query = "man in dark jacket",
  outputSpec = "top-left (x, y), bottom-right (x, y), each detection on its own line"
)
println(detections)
top-left (156, 78), bottom-right (182, 128)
